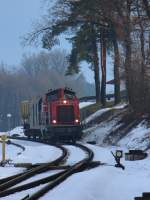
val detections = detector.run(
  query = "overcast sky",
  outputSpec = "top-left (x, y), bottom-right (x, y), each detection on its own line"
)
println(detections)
top-left (0, 0), bottom-right (47, 66)
top-left (0, 0), bottom-right (95, 82)
top-left (0, 1), bottom-right (114, 83)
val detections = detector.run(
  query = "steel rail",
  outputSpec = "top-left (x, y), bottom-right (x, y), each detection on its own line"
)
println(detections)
top-left (0, 139), bottom-right (68, 192)
top-left (0, 170), bottom-right (67, 197)
top-left (25, 143), bottom-right (94, 200)
top-left (0, 142), bottom-right (94, 199)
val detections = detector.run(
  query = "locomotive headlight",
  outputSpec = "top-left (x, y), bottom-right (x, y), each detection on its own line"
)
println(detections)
top-left (63, 100), bottom-right (67, 104)
top-left (52, 120), bottom-right (57, 124)
top-left (75, 119), bottom-right (79, 123)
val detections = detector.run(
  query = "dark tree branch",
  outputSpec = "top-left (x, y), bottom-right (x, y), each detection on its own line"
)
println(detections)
top-left (142, 0), bottom-right (150, 18)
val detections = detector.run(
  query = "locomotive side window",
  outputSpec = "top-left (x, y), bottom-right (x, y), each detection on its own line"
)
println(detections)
top-left (46, 112), bottom-right (49, 125)
top-left (47, 92), bottom-right (58, 101)
top-left (35, 104), bottom-right (38, 124)
top-left (38, 99), bottom-right (42, 125)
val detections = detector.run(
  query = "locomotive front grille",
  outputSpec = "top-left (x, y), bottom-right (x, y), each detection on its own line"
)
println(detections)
top-left (57, 105), bottom-right (74, 123)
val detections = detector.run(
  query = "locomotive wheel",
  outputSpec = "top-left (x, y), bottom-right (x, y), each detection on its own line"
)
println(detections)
top-left (33, 135), bottom-right (36, 140)
top-left (27, 136), bottom-right (31, 139)
top-left (38, 135), bottom-right (42, 140)
top-left (71, 137), bottom-right (76, 144)
top-left (72, 139), bottom-right (75, 144)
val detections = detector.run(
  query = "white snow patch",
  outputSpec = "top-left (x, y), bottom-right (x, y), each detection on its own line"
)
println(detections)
top-left (64, 145), bottom-right (86, 165)
top-left (11, 139), bottom-right (62, 164)
top-left (40, 144), bottom-right (150, 200)
top-left (119, 121), bottom-right (150, 150)
top-left (0, 126), bottom-right (24, 137)
top-left (84, 103), bottom-right (127, 124)
top-left (83, 118), bottom-right (121, 145)
top-left (84, 108), bottom-right (111, 124)
top-left (113, 103), bottom-right (127, 109)
top-left (0, 102), bottom-right (150, 200)
top-left (83, 103), bottom-right (128, 145)
top-left (0, 140), bottom-right (149, 200)
top-left (9, 126), bottom-right (24, 136)
top-left (0, 139), bottom-right (62, 179)
top-left (79, 102), bottom-right (95, 109)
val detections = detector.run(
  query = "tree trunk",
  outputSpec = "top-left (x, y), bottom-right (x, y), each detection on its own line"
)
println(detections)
top-left (124, 0), bottom-right (145, 114)
top-left (92, 28), bottom-right (101, 104)
top-left (100, 35), bottom-right (106, 106)
top-left (139, 15), bottom-right (147, 112)
top-left (124, 31), bottom-right (132, 105)
top-left (124, 0), bottom-right (135, 108)
top-left (113, 37), bottom-right (121, 104)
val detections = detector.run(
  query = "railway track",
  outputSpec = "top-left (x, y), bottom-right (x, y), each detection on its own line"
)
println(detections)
top-left (0, 137), bottom-right (95, 200)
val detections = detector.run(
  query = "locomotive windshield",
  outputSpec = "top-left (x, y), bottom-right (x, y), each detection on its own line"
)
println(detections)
top-left (57, 105), bottom-right (74, 123)
top-left (64, 89), bottom-right (75, 99)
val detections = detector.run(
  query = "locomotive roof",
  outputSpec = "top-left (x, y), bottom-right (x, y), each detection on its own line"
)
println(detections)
top-left (64, 88), bottom-right (75, 95)
top-left (46, 88), bottom-right (75, 96)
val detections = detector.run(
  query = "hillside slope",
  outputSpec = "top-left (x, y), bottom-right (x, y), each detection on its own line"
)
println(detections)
top-left (82, 103), bottom-right (150, 150)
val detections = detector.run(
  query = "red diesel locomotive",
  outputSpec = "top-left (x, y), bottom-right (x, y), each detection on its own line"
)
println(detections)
top-left (21, 88), bottom-right (82, 141)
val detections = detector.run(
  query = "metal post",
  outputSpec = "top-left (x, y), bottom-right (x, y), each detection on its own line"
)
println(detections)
top-left (8, 118), bottom-right (10, 132)
top-left (1, 135), bottom-right (7, 162)
top-left (2, 140), bottom-right (5, 161)
top-left (7, 113), bottom-right (12, 136)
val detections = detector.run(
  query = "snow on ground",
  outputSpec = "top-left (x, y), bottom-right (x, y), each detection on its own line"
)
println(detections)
top-left (0, 126), bottom-right (24, 137)
top-left (119, 121), bottom-right (150, 150)
top-left (9, 126), bottom-right (24, 136)
top-left (2, 182), bottom-right (49, 200)
top-left (84, 107), bottom-right (111, 124)
top-left (84, 103), bottom-right (127, 124)
top-left (113, 103), bottom-right (127, 109)
top-left (0, 138), bottom-right (150, 199)
top-left (83, 103), bottom-right (127, 145)
top-left (83, 103), bottom-right (150, 150)
top-left (80, 102), bottom-right (127, 146)
top-left (40, 144), bottom-right (150, 200)
top-left (0, 139), bottom-right (70, 200)
top-left (0, 103), bottom-right (150, 199)
top-left (83, 119), bottom-right (121, 145)
top-left (0, 140), bottom-right (62, 180)
top-left (79, 101), bottom-right (95, 109)
top-left (11, 139), bottom-right (62, 164)
top-left (64, 145), bottom-right (86, 165)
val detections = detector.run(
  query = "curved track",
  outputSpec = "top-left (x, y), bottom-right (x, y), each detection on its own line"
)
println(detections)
top-left (0, 137), bottom-right (94, 200)
top-left (23, 142), bottom-right (94, 200)
top-left (0, 138), bottom-right (68, 196)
